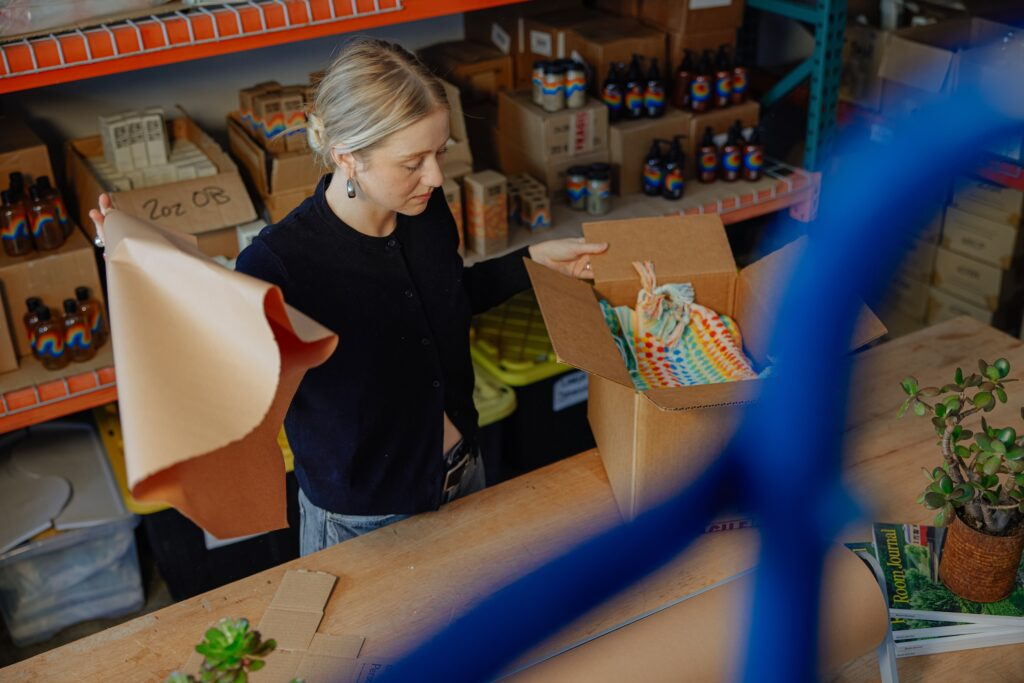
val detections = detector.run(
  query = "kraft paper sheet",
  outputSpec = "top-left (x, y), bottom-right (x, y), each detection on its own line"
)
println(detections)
top-left (103, 210), bottom-right (337, 539)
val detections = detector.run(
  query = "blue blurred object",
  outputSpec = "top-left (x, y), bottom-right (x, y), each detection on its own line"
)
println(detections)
top-left (381, 74), bottom-right (1024, 682)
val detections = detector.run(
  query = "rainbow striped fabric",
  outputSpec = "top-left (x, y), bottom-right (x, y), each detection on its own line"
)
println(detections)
top-left (600, 261), bottom-right (761, 390)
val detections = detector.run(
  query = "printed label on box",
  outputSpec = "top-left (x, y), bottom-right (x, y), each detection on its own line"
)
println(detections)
top-left (569, 110), bottom-right (594, 155)
top-left (553, 370), bottom-right (588, 412)
top-left (689, 0), bottom-right (732, 8)
top-left (530, 30), bottom-right (553, 57)
top-left (491, 23), bottom-right (511, 55)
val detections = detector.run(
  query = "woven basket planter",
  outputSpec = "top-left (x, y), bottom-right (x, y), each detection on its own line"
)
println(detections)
top-left (939, 512), bottom-right (1024, 603)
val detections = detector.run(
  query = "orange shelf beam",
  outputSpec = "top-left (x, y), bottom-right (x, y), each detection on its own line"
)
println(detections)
top-left (0, 365), bottom-right (117, 432)
top-left (0, 0), bottom-right (526, 94)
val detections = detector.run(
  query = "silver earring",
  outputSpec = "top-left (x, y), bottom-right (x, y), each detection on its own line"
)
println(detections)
top-left (346, 177), bottom-right (356, 198)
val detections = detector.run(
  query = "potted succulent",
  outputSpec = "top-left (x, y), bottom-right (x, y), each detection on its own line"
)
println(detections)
top-left (164, 617), bottom-right (302, 683)
top-left (898, 357), bottom-right (1024, 603)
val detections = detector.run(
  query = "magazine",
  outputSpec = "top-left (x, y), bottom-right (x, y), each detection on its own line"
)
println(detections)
top-left (872, 522), bottom-right (1024, 627)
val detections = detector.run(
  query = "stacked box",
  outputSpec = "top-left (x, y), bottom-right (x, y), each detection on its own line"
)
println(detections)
top-left (442, 178), bottom-right (464, 255)
top-left (87, 138), bottom-right (216, 191)
top-left (878, 199), bottom-right (945, 337)
top-left (239, 81), bottom-right (280, 136)
top-left (281, 87), bottom-right (308, 152)
top-left (418, 41), bottom-right (514, 103)
top-left (507, 173), bottom-right (550, 232)
top-left (464, 170), bottom-right (508, 257)
top-left (240, 82), bottom-right (311, 154)
top-left (99, 109), bottom-right (171, 173)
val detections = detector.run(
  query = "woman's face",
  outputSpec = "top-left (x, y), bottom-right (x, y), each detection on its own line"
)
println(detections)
top-left (350, 108), bottom-right (450, 216)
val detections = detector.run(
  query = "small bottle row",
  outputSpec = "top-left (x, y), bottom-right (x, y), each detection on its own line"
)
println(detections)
top-left (695, 122), bottom-right (765, 184)
top-left (565, 163), bottom-right (612, 216)
top-left (531, 59), bottom-right (588, 113)
top-left (673, 46), bottom-right (749, 113)
top-left (600, 54), bottom-right (667, 122)
top-left (23, 288), bottom-right (108, 371)
top-left (1, 172), bottom-right (73, 257)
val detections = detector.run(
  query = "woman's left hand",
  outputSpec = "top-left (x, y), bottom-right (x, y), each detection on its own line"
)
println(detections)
top-left (529, 237), bottom-right (609, 280)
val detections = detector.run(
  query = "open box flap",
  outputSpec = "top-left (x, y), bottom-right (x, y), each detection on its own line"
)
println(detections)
top-left (643, 378), bottom-right (761, 412)
top-left (524, 259), bottom-right (634, 389)
top-left (582, 215), bottom-right (737, 312)
top-left (879, 25), bottom-right (960, 93)
top-left (736, 238), bottom-right (887, 368)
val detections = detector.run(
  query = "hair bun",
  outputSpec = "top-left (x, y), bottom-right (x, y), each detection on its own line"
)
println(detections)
top-left (306, 112), bottom-right (326, 153)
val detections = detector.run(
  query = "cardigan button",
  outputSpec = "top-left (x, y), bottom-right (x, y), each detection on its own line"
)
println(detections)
top-left (421, 337), bottom-right (431, 346)
top-left (432, 380), bottom-right (441, 388)
top-left (404, 289), bottom-right (414, 298)
top-left (387, 238), bottom-right (397, 248)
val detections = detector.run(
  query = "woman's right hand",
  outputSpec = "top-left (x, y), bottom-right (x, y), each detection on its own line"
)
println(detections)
top-left (87, 193), bottom-right (113, 247)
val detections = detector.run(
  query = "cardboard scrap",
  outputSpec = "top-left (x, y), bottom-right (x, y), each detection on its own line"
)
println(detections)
top-left (102, 211), bottom-right (338, 539)
top-left (259, 570), bottom-right (337, 652)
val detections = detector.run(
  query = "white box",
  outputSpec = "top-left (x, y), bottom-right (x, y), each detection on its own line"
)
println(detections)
top-left (942, 205), bottom-right (1020, 269)
top-left (932, 246), bottom-right (1022, 311)
top-left (109, 119), bottom-right (135, 172)
top-left (126, 115), bottom-right (149, 169)
top-left (896, 237), bottom-right (938, 281)
top-left (883, 272), bottom-right (929, 319)
top-left (142, 108), bottom-right (169, 166)
top-left (953, 175), bottom-right (1023, 226)
top-left (927, 286), bottom-right (995, 326)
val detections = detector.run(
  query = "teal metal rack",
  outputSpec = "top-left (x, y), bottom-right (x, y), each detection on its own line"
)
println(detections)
top-left (748, 0), bottom-right (847, 171)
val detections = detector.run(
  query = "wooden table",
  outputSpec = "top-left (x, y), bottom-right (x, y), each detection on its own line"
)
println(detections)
top-left (4, 317), bottom-right (1024, 682)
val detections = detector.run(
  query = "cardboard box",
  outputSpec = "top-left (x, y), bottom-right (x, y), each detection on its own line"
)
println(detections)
top-left (0, 292), bottom-right (17, 374)
top-left (594, 0), bottom-right (641, 16)
top-left (895, 236), bottom-right (938, 281)
top-left (439, 79), bottom-right (473, 180)
top-left (952, 175), bottom-right (1023, 227)
top-left (882, 272), bottom-right (930, 319)
top-left (68, 115), bottom-right (257, 258)
top-left (840, 25), bottom-right (889, 112)
top-left (932, 246), bottom-right (1022, 311)
top-left (667, 29), bottom-right (737, 69)
top-left (609, 107), bottom-right (693, 195)
top-left (919, 202), bottom-right (946, 243)
top-left (463, 1), bottom-right (585, 89)
top-left (464, 170), bottom-right (508, 257)
top-left (442, 178), bottom-right (464, 255)
top-left (0, 229), bottom-right (105, 358)
top-left (928, 286), bottom-right (995, 326)
top-left (638, 0), bottom-right (745, 35)
top-left (0, 117), bottom-right (56, 186)
top-left (500, 145), bottom-right (609, 198)
top-left (685, 100), bottom-right (759, 179)
top-left (498, 90), bottom-right (609, 166)
top-left (522, 9), bottom-right (597, 63)
top-left (281, 88), bottom-right (308, 153)
top-left (463, 101), bottom-right (500, 173)
top-left (239, 81), bottom-right (280, 136)
top-left (418, 41), bottom-right (514, 103)
top-left (253, 92), bottom-right (287, 154)
top-left (571, 19), bottom-right (668, 97)
top-left (942, 205), bottom-right (1020, 269)
top-left (878, 18), bottom-right (1015, 119)
top-left (525, 216), bottom-right (886, 518)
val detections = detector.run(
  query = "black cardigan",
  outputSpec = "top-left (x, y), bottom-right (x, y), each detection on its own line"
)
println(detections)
top-left (235, 175), bottom-right (531, 515)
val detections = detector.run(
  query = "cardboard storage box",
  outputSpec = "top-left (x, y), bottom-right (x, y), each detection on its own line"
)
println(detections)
top-left (594, 0), bottom-right (641, 16)
top-left (67, 115), bottom-right (257, 258)
top-left (439, 79), bottom-right (474, 182)
top-left (942, 205), bottom-right (1020, 269)
top-left (609, 107), bottom-right (693, 195)
top-left (0, 292), bottom-right (17, 374)
top-left (498, 91), bottom-right (609, 164)
top-left (0, 117), bottom-right (57, 186)
top-left (525, 216), bottom-right (885, 519)
top-left (499, 146), bottom-right (609, 199)
top-left (418, 41), bottom-right (513, 103)
top-left (928, 286), bottom-right (994, 326)
top-left (521, 9), bottom-right (598, 63)
top-left (895, 236), bottom-right (937, 281)
top-left (667, 29), bottom-right (737, 69)
top-left (227, 111), bottom-right (320, 224)
top-left (571, 19), bottom-right (668, 97)
top-left (882, 272), bottom-right (929, 320)
top-left (840, 25), bottom-right (889, 112)
top-left (0, 230), bottom-right (105, 358)
top-left (878, 18), bottom-right (1015, 120)
top-left (442, 178), bottom-right (464, 255)
top-left (686, 100), bottom-right (759, 179)
top-left (952, 175), bottom-right (1023, 227)
top-left (932, 246), bottom-right (1022, 311)
top-left (638, 0), bottom-right (745, 35)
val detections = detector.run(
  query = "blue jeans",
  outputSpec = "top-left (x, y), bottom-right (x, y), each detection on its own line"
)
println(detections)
top-left (298, 443), bottom-right (485, 556)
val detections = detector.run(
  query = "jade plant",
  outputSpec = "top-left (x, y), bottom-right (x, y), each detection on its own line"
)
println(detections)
top-left (163, 617), bottom-right (302, 683)
top-left (898, 358), bottom-right (1024, 535)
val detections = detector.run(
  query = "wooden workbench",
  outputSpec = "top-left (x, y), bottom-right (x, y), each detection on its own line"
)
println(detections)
top-left (3, 316), bottom-right (1024, 682)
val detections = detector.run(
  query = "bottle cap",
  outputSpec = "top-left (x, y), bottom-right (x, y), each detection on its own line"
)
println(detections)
top-left (37, 307), bottom-right (52, 322)
top-left (63, 299), bottom-right (78, 314)
top-left (26, 297), bottom-right (41, 311)
top-left (29, 186), bottom-right (41, 201)
top-left (75, 286), bottom-right (90, 301)
top-left (567, 166), bottom-right (588, 176)
top-left (36, 176), bottom-right (52, 191)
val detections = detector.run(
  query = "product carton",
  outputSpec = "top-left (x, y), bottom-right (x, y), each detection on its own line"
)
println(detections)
top-left (239, 81), bottom-right (281, 136)
top-left (840, 24), bottom-right (889, 112)
top-left (927, 286), bottom-right (994, 326)
top-left (521, 9), bottom-right (597, 64)
top-left (525, 216), bottom-right (886, 518)
top-left (0, 293), bottom-right (17, 374)
top-left (942, 205), bottom-right (1021, 269)
top-left (877, 18), bottom-right (1015, 120)
top-left (638, 0), bottom-right (745, 35)
top-left (0, 116), bottom-right (56, 185)
top-left (895, 236), bottom-right (937, 281)
top-left (464, 170), bottom-right (508, 257)
top-left (280, 88), bottom-right (308, 152)
top-left (0, 230), bottom-right (105, 358)
top-left (609, 106), bottom-right (692, 195)
top-left (498, 90), bottom-right (609, 165)
top-left (686, 100), bottom-right (759, 179)
top-left (439, 79), bottom-right (474, 181)
top-left (571, 19), bottom-right (668, 97)
top-left (418, 41), bottom-right (513, 103)
top-left (253, 92), bottom-right (287, 154)
top-left (68, 115), bottom-right (257, 258)
top-left (881, 272), bottom-right (929, 320)
top-left (499, 146), bottom-right (609, 199)
top-left (952, 175), bottom-right (1023, 227)
top-left (932, 246), bottom-right (1022, 311)
top-left (667, 29), bottom-right (737, 69)
top-left (442, 177), bottom-right (464, 255)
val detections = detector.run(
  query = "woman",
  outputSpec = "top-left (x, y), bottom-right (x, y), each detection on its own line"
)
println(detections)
top-left (93, 38), bottom-right (606, 556)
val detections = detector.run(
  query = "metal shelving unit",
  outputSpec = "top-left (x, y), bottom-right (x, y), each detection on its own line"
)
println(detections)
top-left (747, 0), bottom-right (847, 171)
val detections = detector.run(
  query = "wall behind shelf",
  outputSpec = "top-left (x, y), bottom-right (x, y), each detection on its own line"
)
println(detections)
top-left (6, 13), bottom-right (462, 167)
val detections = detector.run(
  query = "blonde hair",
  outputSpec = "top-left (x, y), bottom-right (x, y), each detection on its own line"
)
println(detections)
top-left (306, 38), bottom-right (449, 167)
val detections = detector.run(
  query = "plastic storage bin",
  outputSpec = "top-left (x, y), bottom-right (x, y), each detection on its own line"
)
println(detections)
top-left (473, 361), bottom-right (516, 484)
top-left (471, 289), bottom-right (595, 477)
top-left (95, 405), bottom-right (301, 601)
top-left (0, 422), bottom-right (143, 648)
